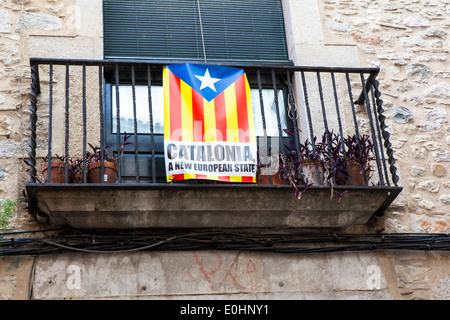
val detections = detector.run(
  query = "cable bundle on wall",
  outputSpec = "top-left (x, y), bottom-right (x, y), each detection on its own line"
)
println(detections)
top-left (1, 229), bottom-right (449, 256)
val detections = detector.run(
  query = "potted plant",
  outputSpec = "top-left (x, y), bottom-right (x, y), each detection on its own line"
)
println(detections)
top-left (342, 133), bottom-right (374, 185)
top-left (321, 130), bottom-right (374, 186)
top-left (270, 128), bottom-right (327, 201)
top-left (69, 157), bottom-right (85, 184)
top-left (41, 154), bottom-right (72, 183)
top-left (257, 150), bottom-right (286, 185)
top-left (282, 128), bottom-right (326, 186)
top-left (278, 152), bottom-right (312, 201)
top-left (298, 137), bottom-right (327, 186)
top-left (86, 133), bottom-right (132, 183)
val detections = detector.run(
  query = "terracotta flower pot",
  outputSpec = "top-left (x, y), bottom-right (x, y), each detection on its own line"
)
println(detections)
top-left (336, 161), bottom-right (370, 185)
top-left (257, 173), bottom-right (286, 185)
top-left (87, 161), bottom-right (118, 183)
top-left (41, 161), bottom-right (71, 183)
top-left (301, 160), bottom-right (325, 185)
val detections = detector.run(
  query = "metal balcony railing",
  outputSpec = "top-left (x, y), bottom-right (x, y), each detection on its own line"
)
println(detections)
top-left (26, 58), bottom-right (400, 189)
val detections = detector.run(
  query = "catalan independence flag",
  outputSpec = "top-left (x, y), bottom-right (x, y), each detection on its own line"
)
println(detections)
top-left (163, 63), bottom-right (257, 183)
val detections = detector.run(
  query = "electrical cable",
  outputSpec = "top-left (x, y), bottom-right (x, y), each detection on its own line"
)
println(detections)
top-left (35, 236), bottom-right (179, 254)
top-left (0, 231), bottom-right (449, 256)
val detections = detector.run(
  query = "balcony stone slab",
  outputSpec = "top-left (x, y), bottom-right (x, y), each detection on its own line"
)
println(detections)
top-left (26, 184), bottom-right (402, 230)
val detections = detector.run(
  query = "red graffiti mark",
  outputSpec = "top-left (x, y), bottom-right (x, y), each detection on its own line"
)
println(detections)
top-left (193, 252), bottom-right (223, 290)
top-left (181, 270), bottom-right (195, 282)
top-left (246, 259), bottom-right (257, 274)
top-left (192, 252), bottom-right (246, 291)
top-left (218, 252), bottom-right (246, 290)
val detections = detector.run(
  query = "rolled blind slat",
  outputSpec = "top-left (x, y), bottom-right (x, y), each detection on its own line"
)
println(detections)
top-left (103, 0), bottom-right (289, 64)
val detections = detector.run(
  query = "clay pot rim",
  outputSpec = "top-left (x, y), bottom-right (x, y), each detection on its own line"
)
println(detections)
top-left (88, 160), bottom-right (118, 171)
top-left (301, 159), bottom-right (324, 166)
top-left (41, 161), bottom-right (72, 171)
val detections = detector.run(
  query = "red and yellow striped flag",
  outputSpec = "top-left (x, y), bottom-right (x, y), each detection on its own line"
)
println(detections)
top-left (163, 63), bottom-right (257, 183)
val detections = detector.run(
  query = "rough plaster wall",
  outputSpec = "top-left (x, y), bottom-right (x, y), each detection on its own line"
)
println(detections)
top-left (0, 0), bottom-right (448, 300)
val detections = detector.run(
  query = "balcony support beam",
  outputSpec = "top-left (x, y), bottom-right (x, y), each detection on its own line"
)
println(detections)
top-left (26, 184), bottom-right (402, 230)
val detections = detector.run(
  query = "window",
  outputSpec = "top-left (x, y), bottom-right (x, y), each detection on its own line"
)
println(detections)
top-left (109, 85), bottom-right (287, 137)
top-left (104, 73), bottom-right (289, 183)
top-left (102, 0), bottom-right (291, 182)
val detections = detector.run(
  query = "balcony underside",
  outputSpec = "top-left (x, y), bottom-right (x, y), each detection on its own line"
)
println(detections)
top-left (26, 184), bottom-right (402, 230)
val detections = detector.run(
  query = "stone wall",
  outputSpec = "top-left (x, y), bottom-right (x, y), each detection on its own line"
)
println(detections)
top-left (0, 0), bottom-right (448, 300)
top-left (318, 0), bottom-right (450, 233)
top-left (0, 250), bottom-right (448, 300)
top-left (0, 0), bottom-right (102, 230)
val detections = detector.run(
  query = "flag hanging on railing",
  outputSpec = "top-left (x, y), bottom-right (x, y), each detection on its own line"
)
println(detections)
top-left (163, 63), bottom-right (257, 183)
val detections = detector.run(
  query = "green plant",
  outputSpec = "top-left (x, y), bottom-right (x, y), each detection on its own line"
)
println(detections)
top-left (0, 198), bottom-right (17, 230)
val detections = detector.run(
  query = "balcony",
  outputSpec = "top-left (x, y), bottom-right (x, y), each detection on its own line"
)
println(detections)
top-left (25, 58), bottom-right (402, 230)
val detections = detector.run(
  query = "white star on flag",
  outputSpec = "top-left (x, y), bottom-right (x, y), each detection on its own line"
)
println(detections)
top-left (194, 69), bottom-right (221, 92)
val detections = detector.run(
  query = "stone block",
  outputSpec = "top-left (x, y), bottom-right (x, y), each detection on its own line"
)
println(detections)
top-left (432, 150), bottom-right (450, 162)
top-left (421, 29), bottom-right (448, 39)
top-left (30, 251), bottom-right (390, 299)
top-left (0, 10), bottom-right (11, 33)
top-left (404, 15), bottom-right (431, 27)
top-left (431, 163), bottom-right (447, 177)
top-left (417, 200), bottom-right (436, 210)
top-left (425, 108), bottom-right (448, 123)
top-left (0, 115), bottom-right (12, 136)
top-left (417, 180), bottom-right (440, 193)
top-left (411, 166), bottom-right (426, 177)
top-left (395, 265), bottom-right (431, 290)
top-left (0, 45), bottom-right (20, 66)
top-left (16, 12), bottom-right (62, 32)
top-left (29, 35), bottom-right (102, 59)
top-left (439, 194), bottom-right (450, 205)
top-left (393, 107), bottom-right (414, 123)
top-left (425, 82), bottom-right (450, 99)
top-left (406, 63), bottom-right (432, 79)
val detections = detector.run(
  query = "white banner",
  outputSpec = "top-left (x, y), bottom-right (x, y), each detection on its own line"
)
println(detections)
top-left (164, 140), bottom-right (257, 178)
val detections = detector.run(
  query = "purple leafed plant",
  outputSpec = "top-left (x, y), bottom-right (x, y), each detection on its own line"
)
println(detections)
top-left (319, 130), bottom-right (375, 185)
top-left (86, 132), bottom-right (133, 165)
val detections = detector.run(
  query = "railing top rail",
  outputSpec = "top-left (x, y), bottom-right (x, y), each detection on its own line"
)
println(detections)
top-left (29, 57), bottom-right (380, 75)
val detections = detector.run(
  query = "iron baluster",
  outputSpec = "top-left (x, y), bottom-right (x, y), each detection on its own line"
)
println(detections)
top-left (317, 72), bottom-right (336, 185)
top-left (345, 72), bottom-right (367, 185)
top-left (360, 72), bottom-right (383, 186)
top-left (147, 64), bottom-right (156, 184)
top-left (372, 78), bottom-right (399, 186)
top-left (300, 71), bottom-right (322, 185)
top-left (46, 63), bottom-right (53, 184)
top-left (369, 81), bottom-right (388, 186)
top-left (64, 64), bottom-right (70, 184)
top-left (115, 63), bottom-right (121, 183)
top-left (82, 64), bottom-right (87, 184)
top-left (28, 62), bottom-right (40, 184)
top-left (257, 68), bottom-right (271, 184)
top-left (131, 64), bottom-right (139, 183)
top-left (286, 71), bottom-right (305, 185)
top-left (99, 65), bottom-right (105, 184)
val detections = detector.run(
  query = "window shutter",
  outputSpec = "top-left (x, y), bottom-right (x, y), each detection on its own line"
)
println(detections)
top-left (103, 0), bottom-right (290, 65)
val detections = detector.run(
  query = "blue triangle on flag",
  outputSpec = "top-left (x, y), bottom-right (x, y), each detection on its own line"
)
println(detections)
top-left (166, 63), bottom-right (245, 102)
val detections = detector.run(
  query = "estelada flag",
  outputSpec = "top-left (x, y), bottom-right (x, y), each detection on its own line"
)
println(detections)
top-left (163, 63), bottom-right (257, 183)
